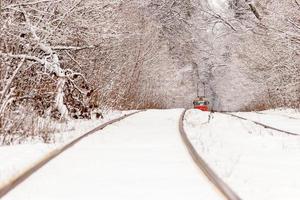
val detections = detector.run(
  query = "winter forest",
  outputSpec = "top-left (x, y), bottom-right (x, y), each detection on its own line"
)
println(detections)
top-left (0, 0), bottom-right (299, 144)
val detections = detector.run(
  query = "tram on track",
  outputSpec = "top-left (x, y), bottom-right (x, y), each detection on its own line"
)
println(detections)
top-left (193, 96), bottom-right (209, 111)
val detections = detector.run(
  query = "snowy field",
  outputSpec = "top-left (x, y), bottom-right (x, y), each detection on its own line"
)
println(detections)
top-left (234, 109), bottom-right (300, 135)
top-left (0, 110), bottom-right (133, 189)
top-left (184, 109), bottom-right (300, 200)
top-left (2, 109), bottom-right (223, 200)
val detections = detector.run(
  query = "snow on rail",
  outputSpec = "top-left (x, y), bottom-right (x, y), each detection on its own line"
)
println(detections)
top-left (255, 111), bottom-right (300, 120)
top-left (0, 111), bottom-right (141, 198)
top-left (179, 110), bottom-right (241, 200)
top-left (223, 113), bottom-right (300, 136)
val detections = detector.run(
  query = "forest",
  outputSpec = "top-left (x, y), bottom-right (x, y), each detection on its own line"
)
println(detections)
top-left (0, 0), bottom-right (299, 143)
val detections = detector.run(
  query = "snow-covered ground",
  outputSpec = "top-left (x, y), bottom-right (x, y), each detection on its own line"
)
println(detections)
top-left (184, 109), bottom-right (300, 200)
top-left (0, 143), bottom-right (56, 190)
top-left (2, 108), bottom-right (300, 200)
top-left (258, 108), bottom-right (300, 119)
top-left (2, 109), bottom-right (223, 200)
top-left (234, 109), bottom-right (300, 135)
top-left (0, 110), bottom-right (133, 190)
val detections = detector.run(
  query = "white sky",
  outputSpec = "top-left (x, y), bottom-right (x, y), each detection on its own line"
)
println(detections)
top-left (209, 0), bottom-right (228, 11)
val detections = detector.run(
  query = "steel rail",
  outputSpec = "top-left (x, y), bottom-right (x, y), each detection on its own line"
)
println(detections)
top-left (254, 111), bottom-right (300, 120)
top-left (0, 111), bottom-right (142, 198)
top-left (179, 109), bottom-right (242, 200)
top-left (223, 112), bottom-right (300, 136)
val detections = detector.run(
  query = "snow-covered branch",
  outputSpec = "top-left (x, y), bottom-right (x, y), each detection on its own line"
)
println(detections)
top-left (0, 58), bottom-right (25, 116)
top-left (2, 0), bottom-right (61, 9)
top-left (51, 45), bottom-right (95, 51)
top-left (0, 53), bottom-right (44, 64)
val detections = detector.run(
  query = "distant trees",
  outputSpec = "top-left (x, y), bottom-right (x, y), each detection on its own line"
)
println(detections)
top-left (189, 0), bottom-right (300, 111)
top-left (228, 0), bottom-right (300, 109)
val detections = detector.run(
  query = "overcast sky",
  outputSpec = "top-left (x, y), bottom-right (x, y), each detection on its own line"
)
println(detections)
top-left (209, 0), bottom-right (227, 11)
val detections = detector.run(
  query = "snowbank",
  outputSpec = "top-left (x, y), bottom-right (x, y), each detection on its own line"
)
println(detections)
top-left (0, 110), bottom-right (133, 188)
top-left (234, 109), bottom-right (300, 135)
top-left (184, 109), bottom-right (300, 200)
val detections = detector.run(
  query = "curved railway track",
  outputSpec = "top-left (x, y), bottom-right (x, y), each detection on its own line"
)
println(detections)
top-left (0, 111), bottom-right (142, 198)
top-left (222, 112), bottom-right (300, 136)
top-left (1, 109), bottom-right (242, 200)
top-left (254, 111), bottom-right (300, 120)
top-left (179, 109), bottom-right (242, 200)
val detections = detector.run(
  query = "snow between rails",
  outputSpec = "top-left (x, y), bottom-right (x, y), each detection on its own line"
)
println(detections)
top-left (179, 109), bottom-right (241, 200)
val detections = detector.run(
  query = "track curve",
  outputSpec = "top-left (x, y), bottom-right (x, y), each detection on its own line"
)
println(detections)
top-left (179, 109), bottom-right (242, 200)
top-left (1, 109), bottom-right (228, 200)
top-left (222, 112), bottom-right (300, 136)
top-left (0, 111), bottom-right (142, 198)
top-left (255, 111), bottom-right (300, 120)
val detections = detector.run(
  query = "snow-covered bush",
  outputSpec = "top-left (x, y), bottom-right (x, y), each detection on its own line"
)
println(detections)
top-left (0, 0), bottom-right (168, 143)
top-left (0, 106), bottom-right (60, 145)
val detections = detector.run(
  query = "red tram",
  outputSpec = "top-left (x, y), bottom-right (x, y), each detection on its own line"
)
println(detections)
top-left (193, 96), bottom-right (209, 111)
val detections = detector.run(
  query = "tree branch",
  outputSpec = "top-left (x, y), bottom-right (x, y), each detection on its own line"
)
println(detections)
top-left (201, 9), bottom-right (237, 31)
top-left (0, 58), bottom-right (25, 114)
top-left (0, 53), bottom-right (44, 64)
top-left (2, 0), bottom-right (62, 10)
top-left (295, 0), bottom-right (300, 8)
top-left (51, 45), bottom-right (95, 50)
top-left (248, 4), bottom-right (261, 20)
top-left (245, 1), bottom-right (261, 20)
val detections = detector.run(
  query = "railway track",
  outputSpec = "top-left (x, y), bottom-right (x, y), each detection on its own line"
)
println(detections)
top-left (222, 112), bottom-right (300, 136)
top-left (254, 111), bottom-right (300, 120)
top-left (179, 109), bottom-right (242, 200)
top-left (2, 109), bottom-right (241, 200)
top-left (0, 111), bottom-right (141, 198)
